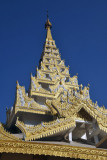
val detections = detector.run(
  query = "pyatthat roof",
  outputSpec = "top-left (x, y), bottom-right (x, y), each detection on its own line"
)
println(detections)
top-left (1, 16), bottom-right (107, 159)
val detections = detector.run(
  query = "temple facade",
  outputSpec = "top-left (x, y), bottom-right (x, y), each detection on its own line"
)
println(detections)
top-left (0, 17), bottom-right (107, 160)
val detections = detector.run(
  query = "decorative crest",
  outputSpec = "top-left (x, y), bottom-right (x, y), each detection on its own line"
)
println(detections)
top-left (45, 11), bottom-right (53, 40)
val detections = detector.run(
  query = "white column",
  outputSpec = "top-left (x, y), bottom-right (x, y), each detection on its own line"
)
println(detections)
top-left (69, 132), bottom-right (72, 143)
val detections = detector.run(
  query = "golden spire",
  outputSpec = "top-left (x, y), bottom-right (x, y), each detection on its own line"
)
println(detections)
top-left (45, 11), bottom-right (53, 40)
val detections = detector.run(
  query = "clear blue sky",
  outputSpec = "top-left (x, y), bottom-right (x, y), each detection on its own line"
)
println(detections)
top-left (0, 0), bottom-right (107, 123)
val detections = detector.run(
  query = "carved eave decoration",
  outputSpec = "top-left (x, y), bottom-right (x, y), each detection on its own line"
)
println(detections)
top-left (16, 117), bottom-right (75, 141)
top-left (14, 82), bottom-right (51, 114)
top-left (47, 96), bottom-right (107, 133)
top-left (0, 123), bottom-right (20, 141)
top-left (0, 140), bottom-right (107, 160)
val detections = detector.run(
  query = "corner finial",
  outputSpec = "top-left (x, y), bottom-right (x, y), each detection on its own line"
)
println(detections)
top-left (16, 80), bottom-right (19, 86)
top-left (16, 80), bottom-right (19, 89)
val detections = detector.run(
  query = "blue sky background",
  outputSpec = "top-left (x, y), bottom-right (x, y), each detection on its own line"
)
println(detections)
top-left (0, 0), bottom-right (107, 123)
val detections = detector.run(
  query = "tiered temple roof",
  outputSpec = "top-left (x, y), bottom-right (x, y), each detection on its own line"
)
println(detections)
top-left (0, 16), bottom-right (107, 160)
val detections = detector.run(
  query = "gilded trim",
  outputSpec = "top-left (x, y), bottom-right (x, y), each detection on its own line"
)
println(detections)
top-left (0, 140), bottom-right (107, 160)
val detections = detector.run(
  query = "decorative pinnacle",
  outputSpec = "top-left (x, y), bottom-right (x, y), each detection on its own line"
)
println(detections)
top-left (103, 105), bottom-right (105, 109)
top-left (45, 11), bottom-right (52, 29)
top-left (16, 80), bottom-right (19, 89)
top-left (16, 80), bottom-right (19, 86)
top-left (87, 83), bottom-right (90, 90)
top-left (80, 84), bottom-right (83, 94)
top-left (95, 101), bottom-right (98, 106)
top-left (80, 84), bottom-right (83, 90)
top-left (45, 11), bottom-right (53, 40)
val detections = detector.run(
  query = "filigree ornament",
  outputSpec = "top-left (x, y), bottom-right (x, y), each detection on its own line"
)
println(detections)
top-left (0, 141), bottom-right (107, 160)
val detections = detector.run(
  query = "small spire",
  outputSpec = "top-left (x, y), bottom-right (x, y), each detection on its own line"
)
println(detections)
top-left (45, 11), bottom-right (53, 40)
top-left (16, 80), bottom-right (19, 89)
top-left (45, 18), bottom-right (52, 29)
top-left (30, 72), bottom-right (33, 80)
top-left (87, 83), bottom-right (90, 90)
top-left (16, 80), bottom-right (19, 86)
top-left (80, 84), bottom-right (83, 94)
top-left (80, 84), bottom-right (83, 90)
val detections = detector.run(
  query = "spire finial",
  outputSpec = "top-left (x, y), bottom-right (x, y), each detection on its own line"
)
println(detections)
top-left (45, 13), bottom-right (52, 29)
top-left (45, 11), bottom-right (53, 40)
